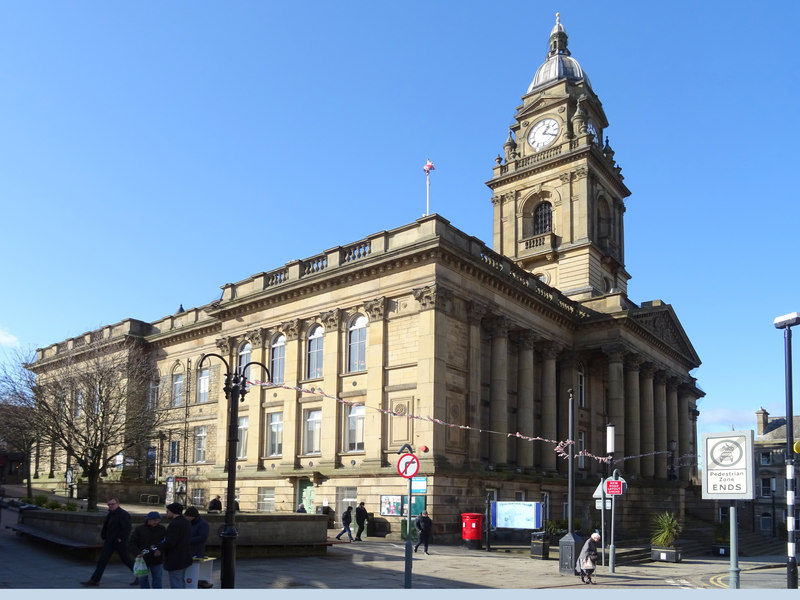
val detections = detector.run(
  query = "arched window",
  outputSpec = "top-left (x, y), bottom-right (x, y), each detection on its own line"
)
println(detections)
top-left (270, 334), bottom-right (286, 385)
top-left (598, 198), bottom-right (611, 246)
top-left (577, 363), bottom-right (585, 408)
top-left (238, 342), bottom-right (251, 386)
top-left (347, 315), bottom-right (368, 373)
top-left (306, 325), bottom-right (324, 379)
top-left (534, 202), bottom-right (552, 235)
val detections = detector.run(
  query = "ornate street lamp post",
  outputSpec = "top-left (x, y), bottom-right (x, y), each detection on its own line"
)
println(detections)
top-left (197, 353), bottom-right (270, 589)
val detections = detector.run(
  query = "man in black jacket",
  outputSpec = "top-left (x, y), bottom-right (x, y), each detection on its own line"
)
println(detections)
top-left (185, 506), bottom-right (212, 588)
top-left (129, 511), bottom-right (167, 589)
top-left (414, 510), bottom-right (433, 555)
top-left (81, 498), bottom-right (135, 586)
top-left (335, 506), bottom-right (354, 541)
top-left (156, 502), bottom-right (193, 589)
top-left (354, 502), bottom-right (368, 541)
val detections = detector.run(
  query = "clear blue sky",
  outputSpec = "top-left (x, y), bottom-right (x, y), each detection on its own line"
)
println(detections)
top-left (1, 2), bottom-right (798, 454)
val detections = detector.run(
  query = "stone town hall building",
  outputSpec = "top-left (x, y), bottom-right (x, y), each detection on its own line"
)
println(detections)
top-left (32, 16), bottom-right (703, 540)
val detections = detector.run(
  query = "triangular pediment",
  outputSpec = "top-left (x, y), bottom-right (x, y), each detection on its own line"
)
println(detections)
top-left (515, 95), bottom-right (569, 122)
top-left (629, 303), bottom-right (701, 368)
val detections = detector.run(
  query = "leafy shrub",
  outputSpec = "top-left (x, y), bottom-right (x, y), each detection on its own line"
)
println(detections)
top-left (33, 495), bottom-right (48, 507)
top-left (45, 500), bottom-right (63, 510)
top-left (65, 502), bottom-right (79, 512)
top-left (650, 511), bottom-right (682, 547)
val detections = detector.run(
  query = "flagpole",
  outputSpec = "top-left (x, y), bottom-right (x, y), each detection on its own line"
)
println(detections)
top-left (423, 159), bottom-right (434, 216)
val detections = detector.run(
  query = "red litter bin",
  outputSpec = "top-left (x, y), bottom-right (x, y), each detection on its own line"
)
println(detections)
top-left (461, 513), bottom-right (483, 549)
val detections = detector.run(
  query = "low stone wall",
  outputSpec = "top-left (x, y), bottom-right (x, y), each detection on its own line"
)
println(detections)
top-left (18, 509), bottom-right (331, 557)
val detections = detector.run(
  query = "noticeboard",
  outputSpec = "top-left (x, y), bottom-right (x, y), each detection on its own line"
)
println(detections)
top-left (490, 501), bottom-right (542, 529)
top-left (702, 430), bottom-right (755, 500)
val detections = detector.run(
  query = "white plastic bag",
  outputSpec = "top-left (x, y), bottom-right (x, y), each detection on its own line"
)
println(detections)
top-left (134, 555), bottom-right (149, 577)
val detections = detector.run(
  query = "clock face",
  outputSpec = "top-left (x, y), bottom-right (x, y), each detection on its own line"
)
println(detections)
top-left (587, 122), bottom-right (599, 144)
top-left (528, 118), bottom-right (560, 151)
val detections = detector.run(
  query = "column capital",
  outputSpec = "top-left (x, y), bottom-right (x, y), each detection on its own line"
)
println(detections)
top-left (654, 370), bottom-right (668, 385)
top-left (364, 296), bottom-right (386, 321)
top-left (413, 283), bottom-right (453, 311)
top-left (602, 344), bottom-right (626, 363)
top-left (468, 300), bottom-right (488, 323)
top-left (625, 354), bottom-right (644, 370)
top-left (486, 316), bottom-right (512, 338)
top-left (280, 319), bottom-right (302, 341)
top-left (246, 327), bottom-right (267, 349)
top-left (640, 362), bottom-right (657, 378)
top-left (540, 340), bottom-right (561, 360)
top-left (513, 330), bottom-right (537, 350)
top-left (320, 308), bottom-right (341, 330)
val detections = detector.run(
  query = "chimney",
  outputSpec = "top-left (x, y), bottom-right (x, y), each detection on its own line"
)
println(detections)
top-left (756, 407), bottom-right (769, 435)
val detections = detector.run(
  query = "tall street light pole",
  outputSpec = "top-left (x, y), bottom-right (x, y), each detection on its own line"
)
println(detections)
top-left (774, 311), bottom-right (800, 589)
top-left (197, 353), bottom-right (270, 590)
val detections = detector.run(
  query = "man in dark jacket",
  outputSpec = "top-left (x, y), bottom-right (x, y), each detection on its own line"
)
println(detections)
top-left (129, 511), bottom-right (167, 589)
top-left (208, 495), bottom-right (222, 512)
top-left (354, 502), bottom-right (368, 541)
top-left (81, 497), bottom-right (135, 586)
top-left (335, 506), bottom-right (354, 541)
top-left (414, 510), bottom-right (433, 555)
top-left (156, 502), bottom-right (193, 589)
top-left (185, 506), bottom-right (212, 588)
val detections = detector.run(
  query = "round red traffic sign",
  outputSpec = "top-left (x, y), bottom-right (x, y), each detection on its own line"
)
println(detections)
top-left (397, 453), bottom-right (419, 478)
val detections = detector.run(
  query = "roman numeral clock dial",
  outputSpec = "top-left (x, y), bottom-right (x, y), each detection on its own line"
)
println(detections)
top-left (527, 118), bottom-right (560, 151)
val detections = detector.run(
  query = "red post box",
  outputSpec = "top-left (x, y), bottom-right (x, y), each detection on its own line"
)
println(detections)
top-left (461, 513), bottom-right (483, 549)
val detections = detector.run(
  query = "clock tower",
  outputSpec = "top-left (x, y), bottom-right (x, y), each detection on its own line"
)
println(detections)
top-left (488, 13), bottom-right (631, 301)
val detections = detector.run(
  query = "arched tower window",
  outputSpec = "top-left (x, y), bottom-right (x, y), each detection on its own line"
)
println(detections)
top-left (534, 201), bottom-right (553, 235)
top-left (598, 198), bottom-right (611, 247)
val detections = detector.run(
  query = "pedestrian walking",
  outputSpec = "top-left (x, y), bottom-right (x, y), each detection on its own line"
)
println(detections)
top-left (156, 502), bottom-right (193, 589)
top-left (185, 506), bottom-right (212, 588)
top-left (414, 510), bottom-right (433, 555)
top-left (354, 501), bottom-right (368, 541)
top-left (80, 497), bottom-right (135, 586)
top-left (335, 506), bottom-right (354, 541)
top-left (129, 511), bottom-right (166, 589)
top-left (208, 495), bottom-right (222, 512)
top-left (576, 532), bottom-right (600, 584)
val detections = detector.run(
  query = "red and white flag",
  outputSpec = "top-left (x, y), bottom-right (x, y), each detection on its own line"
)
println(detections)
top-left (423, 159), bottom-right (435, 174)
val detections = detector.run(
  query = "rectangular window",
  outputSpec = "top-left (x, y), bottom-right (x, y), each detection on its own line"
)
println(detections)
top-left (577, 371), bottom-right (585, 408)
top-left (169, 440), bottom-right (181, 464)
top-left (172, 373), bottom-right (183, 407)
top-left (194, 426), bottom-right (207, 463)
top-left (760, 452), bottom-right (771, 466)
top-left (514, 490), bottom-right (526, 501)
top-left (304, 409), bottom-right (322, 454)
top-left (577, 431), bottom-right (586, 469)
top-left (345, 404), bottom-right (365, 452)
top-left (197, 367), bottom-right (209, 404)
top-left (148, 382), bottom-right (159, 409)
top-left (236, 416), bottom-right (249, 459)
top-left (760, 514), bottom-right (773, 533)
top-left (761, 478), bottom-right (772, 497)
top-left (74, 390), bottom-right (83, 418)
top-left (267, 412), bottom-right (283, 456)
top-left (257, 487), bottom-right (275, 512)
top-left (192, 488), bottom-right (205, 507)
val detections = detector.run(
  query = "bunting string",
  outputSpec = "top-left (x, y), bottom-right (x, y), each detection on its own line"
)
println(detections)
top-left (249, 379), bottom-right (696, 470)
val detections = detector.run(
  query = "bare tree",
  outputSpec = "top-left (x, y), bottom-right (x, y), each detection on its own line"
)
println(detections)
top-left (4, 338), bottom-right (166, 510)
top-left (0, 353), bottom-right (40, 498)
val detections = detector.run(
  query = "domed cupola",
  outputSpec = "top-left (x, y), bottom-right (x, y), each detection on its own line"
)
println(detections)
top-left (527, 13), bottom-right (591, 93)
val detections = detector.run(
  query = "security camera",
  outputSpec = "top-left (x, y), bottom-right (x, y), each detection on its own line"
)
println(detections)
top-left (774, 312), bottom-right (800, 329)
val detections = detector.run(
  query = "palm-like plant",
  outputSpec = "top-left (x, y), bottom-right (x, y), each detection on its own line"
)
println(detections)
top-left (650, 511), bottom-right (682, 548)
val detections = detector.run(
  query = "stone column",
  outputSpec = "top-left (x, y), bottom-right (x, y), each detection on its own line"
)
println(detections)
top-left (319, 309), bottom-right (342, 469)
top-left (639, 363), bottom-right (656, 479)
top-left (467, 302), bottom-right (487, 466)
top-left (678, 384), bottom-right (692, 482)
top-left (540, 341), bottom-right (560, 472)
top-left (605, 346), bottom-right (625, 468)
top-left (488, 317), bottom-right (511, 468)
top-left (654, 370), bottom-right (668, 479)
top-left (516, 330), bottom-right (536, 470)
top-left (277, 320), bottom-right (301, 469)
top-left (667, 377), bottom-right (680, 479)
top-left (624, 355), bottom-right (642, 476)
top-left (364, 297), bottom-right (386, 467)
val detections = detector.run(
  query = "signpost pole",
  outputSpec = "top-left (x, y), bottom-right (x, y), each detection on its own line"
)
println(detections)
top-left (729, 502), bottom-right (740, 588)
top-left (600, 478), bottom-right (606, 566)
top-left (404, 475), bottom-right (412, 589)
top-left (608, 469), bottom-right (621, 573)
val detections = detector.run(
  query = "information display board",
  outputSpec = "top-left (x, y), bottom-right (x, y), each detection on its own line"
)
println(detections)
top-left (490, 501), bottom-right (542, 529)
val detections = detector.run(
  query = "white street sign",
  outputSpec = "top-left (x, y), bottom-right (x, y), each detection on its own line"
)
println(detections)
top-left (595, 499), bottom-right (612, 510)
top-left (702, 430), bottom-right (754, 500)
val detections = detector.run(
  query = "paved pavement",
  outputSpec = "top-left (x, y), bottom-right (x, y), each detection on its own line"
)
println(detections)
top-left (0, 489), bottom-right (790, 592)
